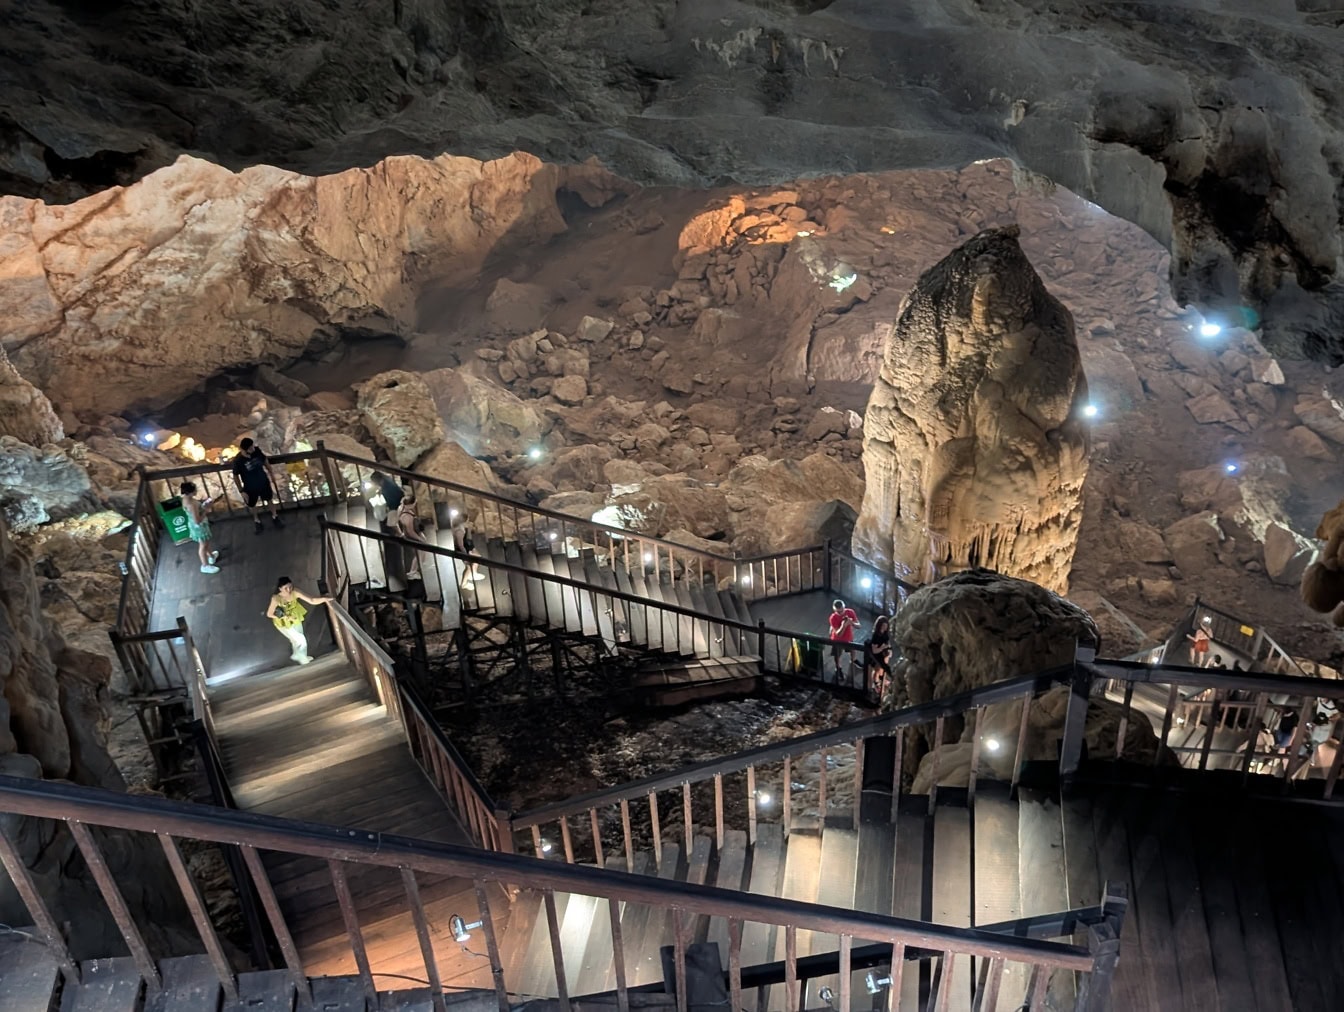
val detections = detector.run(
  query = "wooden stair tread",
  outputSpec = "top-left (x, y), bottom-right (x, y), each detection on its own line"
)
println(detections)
top-left (0, 932), bottom-right (59, 1012)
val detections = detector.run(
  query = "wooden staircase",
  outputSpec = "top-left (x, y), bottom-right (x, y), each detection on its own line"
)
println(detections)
top-left (503, 780), bottom-right (1077, 1011)
top-left (327, 502), bottom-right (765, 704)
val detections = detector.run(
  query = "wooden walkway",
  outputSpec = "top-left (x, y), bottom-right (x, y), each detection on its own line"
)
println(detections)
top-left (1064, 784), bottom-right (1344, 1012)
top-left (150, 511), bottom-right (333, 682)
top-left (210, 652), bottom-right (505, 988)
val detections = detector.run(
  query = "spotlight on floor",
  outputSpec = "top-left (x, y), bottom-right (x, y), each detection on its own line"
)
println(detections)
top-left (449, 915), bottom-right (484, 943)
top-left (984, 737), bottom-right (1002, 753)
top-left (1199, 321), bottom-right (1222, 338)
top-left (1082, 403), bottom-right (1099, 419)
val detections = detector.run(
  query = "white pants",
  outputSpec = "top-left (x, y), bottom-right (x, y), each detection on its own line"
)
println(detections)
top-left (277, 623), bottom-right (308, 662)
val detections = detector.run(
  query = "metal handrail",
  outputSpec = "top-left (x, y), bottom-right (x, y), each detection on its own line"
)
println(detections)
top-left (511, 669), bottom-right (1069, 828)
top-left (324, 519), bottom-right (868, 661)
top-left (0, 773), bottom-right (1097, 973)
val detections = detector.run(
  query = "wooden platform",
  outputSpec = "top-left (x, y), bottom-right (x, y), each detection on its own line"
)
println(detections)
top-left (1064, 783), bottom-right (1344, 1012)
top-left (151, 510), bottom-right (333, 681)
top-left (210, 653), bottom-right (498, 988)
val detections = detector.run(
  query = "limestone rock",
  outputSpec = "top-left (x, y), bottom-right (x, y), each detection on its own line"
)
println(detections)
top-left (1262, 522), bottom-right (1315, 587)
top-left (416, 440), bottom-right (500, 493)
top-left (1067, 591), bottom-right (1155, 658)
top-left (1185, 390), bottom-right (1241, 426)
top-left (1286, 425), bottom-right (1334, 461)
top-left (1250, 356), bottom-right (1286, 386)
top-left (421, 368), bottom-right (547, 459)
top-left (1163, 512), bottom-right (1225, 575)
top-left (854, 227), bottom-right (1089, 593)
top-left (552, 375), bottom-right (589, 405)
top-left (0, 438), bottom-right (95, 530)
top-left (356, 371), bottom-right (445, 468)
top-left (685, 401), bottom-right (741, 433)
top-left (0, 153), bottom-right (626, 413)
top-left (887, 570), bottom-right (1099, 713)
top-left (0, 345), bottom-right (62, 446)
top-left (485, 279), bottom-right (554, 334)
top-left (1294, 393), bottom-right (1344, 445)
top-left (576, 316), bottom-right (615, 343)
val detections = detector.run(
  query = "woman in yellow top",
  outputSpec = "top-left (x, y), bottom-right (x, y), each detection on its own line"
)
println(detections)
top-left (265, 577), bottom-right (331, 666)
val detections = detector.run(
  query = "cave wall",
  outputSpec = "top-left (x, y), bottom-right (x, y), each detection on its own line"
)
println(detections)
top-left (3, 0), bottom-right (1344, 362)
top-left (853, 226), bottom-right (1090, 593)
top-left (0, 151), bottom-right (629, 414)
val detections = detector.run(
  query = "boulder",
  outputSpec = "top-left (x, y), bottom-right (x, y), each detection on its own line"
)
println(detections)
top-left (685, 401), bottom-right (742, 433)
top-left (576, 316), bottom-right (615, 343)
top-left (355, 370), bottom-right (445, 468)
top-left (1294, 393), bottom-right (1344, 444)
top-left (1249, 356), bottom-right (1286, 385)
top-left (416, 440), bottom-right (500, 493)
top-left (547, 445), bottom-right (614, 489)
top-left (551, 375), bottom-right (589, 405)
top-left (1163, 511), bottom-right (1225, 575)
top-left (484, 279), bottom-right (554, 334)
top-left (855, 228), bottom-right (1089, 593)
top-left (1285, 425), bottom-right (1334, 461)
top-left (1068, 590), bottom-right (1156, 657)
top-left (1184, 390), bottom-right (1241, 426)
top-left (1262, 522), bottom-right (1315, 587)
top-left (421, 367), bottom-right (547, 458)
top-left (0, 438), bottom-right (95, 531)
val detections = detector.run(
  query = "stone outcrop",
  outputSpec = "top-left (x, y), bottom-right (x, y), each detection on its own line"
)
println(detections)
top-left (1, 152), bottom-right (627, 414)
top-left (854, 227), bottom-right (1090, 594)
top-left (1302, 498), bottom-right (1344, 627)
top-left (0, 516), bottom-right (192, 957)
top-left (883, 570), bottom-right (1167, 791)
top-left (0, 344), bottom-right (61, 446)
top-left (7, 1), bottom-right (1344, 364)
top-left (356, 370), bottom-right (446, 469)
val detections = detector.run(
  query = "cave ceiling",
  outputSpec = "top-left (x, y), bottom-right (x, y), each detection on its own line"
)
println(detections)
top-left (5, 0), bottom-right (1344, 363)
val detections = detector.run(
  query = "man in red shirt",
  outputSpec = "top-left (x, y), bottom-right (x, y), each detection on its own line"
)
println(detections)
top-left (828, 598), bottom-right (859, 679)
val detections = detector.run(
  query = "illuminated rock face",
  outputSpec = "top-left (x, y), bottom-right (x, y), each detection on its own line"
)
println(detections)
top-left (0, 152), bottom-right (627, 415)
top-left (853, 227), bottom-right (1090, 594)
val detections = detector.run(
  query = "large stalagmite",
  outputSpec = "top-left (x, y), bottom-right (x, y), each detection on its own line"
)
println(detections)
top-left (853, 226), bottom-right (1090, 593)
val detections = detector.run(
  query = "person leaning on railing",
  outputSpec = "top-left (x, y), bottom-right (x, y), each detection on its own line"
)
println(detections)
top-left (265, 577), bottom-right (331, 666)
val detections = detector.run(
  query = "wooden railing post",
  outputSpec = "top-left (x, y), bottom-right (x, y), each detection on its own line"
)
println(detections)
top-left (757, 621), bottom-right (767, 674)
top-left (822, 538), bottom-right (833, 592)
top-left (1059, 645), bottom-right (1095, 779)
top-left (316, 440), bottom-right (341, 506)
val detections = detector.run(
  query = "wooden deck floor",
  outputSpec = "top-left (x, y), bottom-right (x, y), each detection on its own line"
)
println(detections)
top-left (210, 653), bottom-right (503, 988)
top-left (151, 509), bottom-right (333, 681)
top-left (1065, 783), bottom-right (1344, 1012)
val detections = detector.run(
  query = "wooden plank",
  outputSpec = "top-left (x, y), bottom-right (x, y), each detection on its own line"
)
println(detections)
top-left (737, 823), bottom-right (784, 979)
top-left (0, 931), bottom-right (60, 1012)
top-left (143, 955), bottom-right (224, 1012)
top-left (1148, 795), bottom-right (1220, 1011)
top-left (227, 970), bottom-right (294, 1012)
top-left (932, 806), bottom-right (972, 1009)
top-left (308, 975), bottom-right (370, 1011)
top-left (702, 830), bottom-right (749, 970)
top-left (59, 958), bottom-right (143, 1012)
top-left (973, 790), bottom-right (1021, 1010)
top-left (1181, 796), bottom-right (1261, 1012)
top-left (613, 852), bottom-right (657, 990)
top-left (807, 825), bottom-right (859, 1007)
top-left (891, 810), bottom-right (925, 1012)
top-left (1091, 791), bottom-right (1162, 1012)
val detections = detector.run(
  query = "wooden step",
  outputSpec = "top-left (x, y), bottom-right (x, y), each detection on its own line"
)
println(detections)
top-left (971, 789), bottom-right (1025, 1010)
top-left (143, 955), bottom-right (222, 1012)
top-left (612, 852), bottom-right (658, 989)
top-left (932, 805), bottom-right (972, 1009)
top-left (209, 652), bottom-right (351, 705)
top-left (0, 930), bottom-right (59, 1012)
top-left (804, 825), bottom-right (860, 1008)
top-left (59, 957), bottom-right (141, 1012)
top-left (613, 565), bottom-right (653, 650)
top-left (706, 829), bottom-right (749, 968)
top-left (767, 828), bottom-right (822, 1010)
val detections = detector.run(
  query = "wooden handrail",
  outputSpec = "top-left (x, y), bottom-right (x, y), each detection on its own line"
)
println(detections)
top-left (0, 774), bottom-right (1095, 971)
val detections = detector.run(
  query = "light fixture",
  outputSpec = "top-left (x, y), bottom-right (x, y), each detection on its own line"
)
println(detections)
top-left (140, 431), bottom-right (156, 445)
top-left (819, 985), bottom-right (835, 1007)
top-left (757, 791), bottom-right (772, 806)
top-left (117, 561), bottom-right (128, 576)
top-left (363, 481), bottom-right (373, 491)
top-left (984, 737), bottom-right (1001, 753)
top-left (643, 552), bottom-right (653, 563)
top-left (1199, 321), bottom-right (1222, 338)
top-left (448, 914), bottom-right (484, 943)
top-left (449, 508), bottom-right (460, 519)
top-left (528, 447), bottom-right (543, 460)
top-left (540, 840), bottom-right (553, 854)
top-left (548, 531), bottom-right (558, 541)
top-left (865, 972), bottom-right (892, 995)
top-left (1082, 403), bottom-right (1099, 419)
top-left (741, 574), bottom-right (752, 586)
top-left (860, 576), bottom-right (873, 589)
top-left (1225, 462), bottom-right (1238, 474)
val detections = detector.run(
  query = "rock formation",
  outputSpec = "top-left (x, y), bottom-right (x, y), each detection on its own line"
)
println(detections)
top-left (0, 516), bottom-right (192, 957)
top-left (1302, 498), bottom-right (1344, 627)
top-left (7, 1), bottom-right (1344, 363)
top-left (882, 569), bottom-right (1166, 791)
top-left (0, 152), bottom-right (627, 415)
top-left (854, 227), bottom-right (1090, 593)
